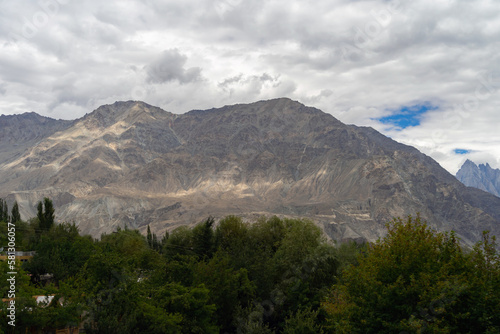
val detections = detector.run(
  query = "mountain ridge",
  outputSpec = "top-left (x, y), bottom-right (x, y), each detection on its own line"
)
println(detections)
top-left (456, 159), bottom-right (500, 197)
top-left (1, 98), bottom-right (499, 246)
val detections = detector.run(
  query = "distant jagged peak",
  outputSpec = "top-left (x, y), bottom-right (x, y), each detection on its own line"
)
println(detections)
top-left (457, 159), bottom-right (500, 197)
top-left (457, 159), bottom-right (480, 176)
top-left (462, 159), bottom-right (478, 167)
top-left (460, 159), bottom-right (498, 172)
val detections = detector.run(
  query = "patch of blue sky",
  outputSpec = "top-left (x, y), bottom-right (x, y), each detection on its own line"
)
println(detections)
top-left (376, 104), bottom-right (438, 130)
top-left (454, 149), bottom-right (470, 155)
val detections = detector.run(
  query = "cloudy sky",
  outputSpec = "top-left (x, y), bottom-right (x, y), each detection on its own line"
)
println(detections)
top-left (1, 0), bottom-right (499, 173)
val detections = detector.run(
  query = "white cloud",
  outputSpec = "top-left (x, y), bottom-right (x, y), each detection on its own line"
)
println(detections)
top-left (146, 49), bottom-right (202, 84)
top-left (0, 0), bottom-right (499, 173)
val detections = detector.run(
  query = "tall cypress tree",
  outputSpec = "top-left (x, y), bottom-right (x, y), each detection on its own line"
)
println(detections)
top-left (11, 201), bottom-right (21, 223)
top-left (0, 199), bottom-right (4, 223)
top-left (37, 200), bottom-right (45, 229)
top-left (43, 197), bottom-right (54, 230)
top-left (193, 217), bottom-right (215, 259)
top-left (147, 225), bottom-right (153, 248)
top-left (3, 200), bottom-right (8, 223)
top-left (0, 199), bottom-right (8, 222)
top-left (37, 198), bottom-right (55, 231)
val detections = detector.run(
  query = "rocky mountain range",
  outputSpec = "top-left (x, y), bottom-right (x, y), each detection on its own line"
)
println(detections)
top-left (1, 98), bottom-right (499, 246)
top-left (456, 159), bottom-right (500, 197)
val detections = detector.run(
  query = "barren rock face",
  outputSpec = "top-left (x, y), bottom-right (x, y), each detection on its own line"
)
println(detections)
top-left (1, 98), bottom-right (500, 246)
top-left (457, 159), bottom-right (500, 197)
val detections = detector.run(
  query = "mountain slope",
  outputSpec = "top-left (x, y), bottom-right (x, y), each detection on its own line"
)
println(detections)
top-left (456, 159), bottom-right (500, 197)
top-left (0, 112), bottom-right (72, 165)
top-left (1, 98), bottom-right (499, 246)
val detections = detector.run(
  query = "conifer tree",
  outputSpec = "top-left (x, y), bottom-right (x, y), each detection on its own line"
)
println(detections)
top-left (11, 201), bottom-right (21, 223)
top-left (3, 200), bottom-right (8, 222)
top-left (152, 233), bottom-right (160, 251)
top-left (43, 197), bottom-right (54, 229)
top-left (37, 197), bottom-right (55, 231)
top-left (0, 199), bottom-right (8, 222)
top-left (193, 217), bottom-right (215, 259)
top-left (0, 199), bottom-right (4, 222)
top-left (147, 225), bottom-right (153, 248)
top-left (37, 201), bottom-right (44, 227)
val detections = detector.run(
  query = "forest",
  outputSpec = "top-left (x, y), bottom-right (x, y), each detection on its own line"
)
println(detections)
top-left (0, 198), bottom-right (499, 333)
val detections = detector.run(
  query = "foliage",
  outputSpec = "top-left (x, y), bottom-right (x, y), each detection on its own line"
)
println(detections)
top-left (0, 199), bottom-right (8, 223)
top-left (9, 198), bottom-right (498, 333)
top-left (282, 306), bottom-right (324, 334)
top-left (146, 225), bottom-right (165, 252)
top-left (323, 214), bottom-right (500, 333)
top-left (10, 202), bottom-right (20, 224)
top-left (24, 223), bottom-right (95, 285)
top-left (37, 197), bottom-right (55, 231)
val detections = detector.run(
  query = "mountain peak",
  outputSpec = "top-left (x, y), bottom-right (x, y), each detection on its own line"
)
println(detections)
top-left (457, 160), bottom-right (500, 197)
top-left (463, 159), bottom-right (477, 167)
top-left (82, 100), bottom-right (172, 128)
top-left (1, 99), bottom-right (500, 247)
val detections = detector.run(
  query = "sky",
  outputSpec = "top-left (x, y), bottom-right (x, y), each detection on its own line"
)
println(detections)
top-left (0, 0), bottom-right (499, 174)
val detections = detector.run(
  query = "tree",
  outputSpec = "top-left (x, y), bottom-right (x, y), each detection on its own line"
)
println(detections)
top-left (43, 197), bottom-right (55, 230)
top-left (11, 201), bottom-right (21, 224)
top-left (163, 226), bottom-right (195, 258)
top-left (37, 201), bottom-right (44, 226)
top-left (160, 230), bottom-right (169, 251)
top-left (37, 197), bottom-right (55, 231)
top-left (0, 199), bottom-right (8, 223)
top-left (25, 223), bottom-right (95, 285)
top-left (323, 215), bottom-right (500, 333)
top-left (283, 307), bottom-right (325, 334)
top-left (147, 225), bottom-right (153, 248)
top-left (146, 225), bottom-right (162, 252)
top-left (194, 252), bottom-right (255, 332)
top-left (192, 217), bottom-right (215, 260)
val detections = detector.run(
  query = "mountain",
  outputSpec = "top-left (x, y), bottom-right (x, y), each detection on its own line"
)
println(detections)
top-left (1, 98), bottom-right (499, 246)
top-left (0, 112), bottom-right (73, 165)
top-left (456, 159), bottom-right (500, 197)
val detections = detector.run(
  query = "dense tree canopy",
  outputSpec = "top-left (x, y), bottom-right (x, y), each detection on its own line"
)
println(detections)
top-left (1, 201), bottom-right (498, 333)
top-left (323, 215), bottom-right (500, 333)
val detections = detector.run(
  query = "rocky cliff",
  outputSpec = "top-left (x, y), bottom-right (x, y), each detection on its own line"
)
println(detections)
top-left (456, 159), bottom-right (500, 197)
top-left (1, 98), bottom-right (499, 246)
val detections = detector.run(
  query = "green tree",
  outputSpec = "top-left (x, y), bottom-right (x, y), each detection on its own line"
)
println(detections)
top-left (323, 215), bottom-right (500, 333)
top-left (0, 199), bottom-right (9, 223)
top-left (283, 307), bottom-right (325, 334)
top-left (164, 226), bottom-right (195, 258)
top-left (37, 201), bottom-right (44, 227)
top-left (10, 201), bottom-right (21, 224)
top-left (141, 282), bottom-right (218, 333)
top-left (194, 252), bottom-right (256, 332)
top-left (147, 225), bottom-right (153, 248)
top-left (99, 228), bottom-right (161, 271)
top-left (25, 223), bottom-right (95, 285)
top-left (192, 217), bottom-right (215, 260)
top-left (43, 197), bottom-right (55, 230)
top-left (146, 225), bottom-right (162, 252)
top-left (37, 197), bottom-right (55, 231)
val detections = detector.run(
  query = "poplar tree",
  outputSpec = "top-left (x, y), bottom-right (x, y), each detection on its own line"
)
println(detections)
top-left (0, 199), bottom-right (8, 222)
top-left (37, 197), bottom-right (55, 230)
top-left (11, 201), bottom-right (21, 223)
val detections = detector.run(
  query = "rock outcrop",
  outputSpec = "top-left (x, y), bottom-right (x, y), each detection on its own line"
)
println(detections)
top-left (456, 159), bottom-right (500, 197)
